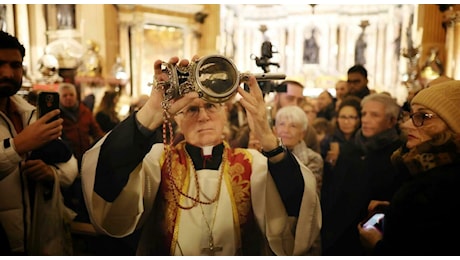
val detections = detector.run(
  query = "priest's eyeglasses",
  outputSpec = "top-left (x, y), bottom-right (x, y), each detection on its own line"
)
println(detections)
top-left (177, 103), bottom-right (222, 118)
top-left (407, 112), bottom-right (437, 127)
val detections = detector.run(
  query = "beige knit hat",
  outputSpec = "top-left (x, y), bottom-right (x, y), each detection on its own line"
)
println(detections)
top-left (411, 80), bottom-right (460, 134)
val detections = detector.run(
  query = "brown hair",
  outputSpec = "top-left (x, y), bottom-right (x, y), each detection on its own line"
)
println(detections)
top-left (94, 90), bottom-right (120, 123)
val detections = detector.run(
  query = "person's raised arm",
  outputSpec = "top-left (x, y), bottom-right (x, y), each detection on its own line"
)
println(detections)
top-left (238, 76), bottom-right (304, 216)
top-left (13, 109), bottom-right (62, 156)
top-left (237, 76), bottom-right (283, 162)
top-left (88, 56), bottom-right (199, 201)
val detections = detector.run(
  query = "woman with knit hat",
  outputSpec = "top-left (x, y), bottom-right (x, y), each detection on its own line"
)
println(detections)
top-left (357, 80), bottom-right (460, 255)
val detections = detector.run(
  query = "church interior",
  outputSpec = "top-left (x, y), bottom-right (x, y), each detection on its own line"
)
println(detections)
top-left (2, 4), bottom-right (460, 256)
top-left (1, 3), bottom-right (459, 118)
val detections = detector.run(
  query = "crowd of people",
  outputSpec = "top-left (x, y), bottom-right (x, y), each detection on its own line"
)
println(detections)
top-left (1, 30), bottom-right (460, 256)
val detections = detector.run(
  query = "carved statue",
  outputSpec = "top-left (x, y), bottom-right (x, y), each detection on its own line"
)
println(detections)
top-left (303, 28), bottom-right (319, 64)
top-left (78, 40), bottom-right (103, 78)
top-left (354, 33), bottom-right (367, 65)
top-left (420, 47), bottom-right (444, 81)
top-left (355, 20), bottom-right (369, 66)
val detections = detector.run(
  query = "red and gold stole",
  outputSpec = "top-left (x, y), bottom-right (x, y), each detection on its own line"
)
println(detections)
top-left (159, 141), bottom-right (254, 255)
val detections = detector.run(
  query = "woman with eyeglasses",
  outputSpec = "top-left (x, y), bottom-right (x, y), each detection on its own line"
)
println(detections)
top-left (320, 95), bottom-right (365, 255)
top-left (358, 80), bottom-right (460, 255)
top-left (321, 95), bottom-right (362, 162)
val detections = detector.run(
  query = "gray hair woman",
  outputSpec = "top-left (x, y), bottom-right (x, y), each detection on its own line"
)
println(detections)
top-left (274, 105), bottom-right (323, 195)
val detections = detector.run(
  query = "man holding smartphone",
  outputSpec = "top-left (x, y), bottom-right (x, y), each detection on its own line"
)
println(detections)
top-left (0, 31), bottom-right (78, 255)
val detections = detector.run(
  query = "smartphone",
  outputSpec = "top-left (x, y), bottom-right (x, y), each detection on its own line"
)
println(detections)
top-left (363, 213), bottom-right (385, 232)
top-left (37, 91), bottom-right (60, 122)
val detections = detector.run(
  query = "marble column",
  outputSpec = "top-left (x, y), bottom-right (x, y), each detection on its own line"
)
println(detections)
top-left (14, 5), bottom-right (30, 69)
top-left (453, 15), bottom-right (460, 79)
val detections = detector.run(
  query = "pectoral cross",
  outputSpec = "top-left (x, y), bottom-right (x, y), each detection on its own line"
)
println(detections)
top-left (201, 235), bottom-right (223, 256)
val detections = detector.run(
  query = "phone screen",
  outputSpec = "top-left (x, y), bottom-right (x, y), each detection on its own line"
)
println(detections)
top-left (363, 213), bottom-right (385, 231)
top-left (37, 91), bottom-right (60, 122)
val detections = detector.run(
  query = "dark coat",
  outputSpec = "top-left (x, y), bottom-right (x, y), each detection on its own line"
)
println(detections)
top-left (321, 128), bottom-right (406, 255)
top-left (61, 103), bottom-right (105, 165)
top-left (351, 86), bottom-right (371, 100)
top-left (95, 111), bottom-right (120, 133)
top-left (374, 160), bottom-right (460, 255)
top-left (0, 221), bottom-right (11, 255)
top-left (321, 141), bottom-right (369, 255)
top-left (363, 136), bottom-right (407, 202)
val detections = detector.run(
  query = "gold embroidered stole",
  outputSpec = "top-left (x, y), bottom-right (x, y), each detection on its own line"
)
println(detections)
top-left (159, 141), bottom-right (253, 255)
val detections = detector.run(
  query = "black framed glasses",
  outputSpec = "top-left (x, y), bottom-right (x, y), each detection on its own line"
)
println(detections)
top-left (177, 103), bottom-right (221, 118)
top-left (409, 112), bottom-right (436, 127)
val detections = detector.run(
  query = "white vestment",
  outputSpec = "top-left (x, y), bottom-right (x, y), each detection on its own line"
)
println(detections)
top-left (82, 140), bottom-right (321, 255)
top-left (175, 168), bottom-right (235, 255)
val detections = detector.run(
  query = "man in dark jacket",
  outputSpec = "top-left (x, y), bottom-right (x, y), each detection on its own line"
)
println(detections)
top-left (321, 93), bottom-right (408, 255)
top-left (347, 65), bottom-right (371, 100)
